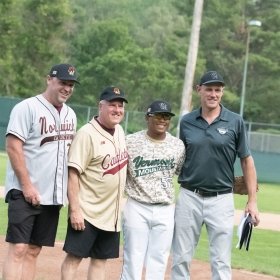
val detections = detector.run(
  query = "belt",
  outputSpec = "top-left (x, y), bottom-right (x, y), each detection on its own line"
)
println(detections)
top-left (181, 184), bottom-right (232, 197)
top-left (132, 199), bottom-right (169, 206)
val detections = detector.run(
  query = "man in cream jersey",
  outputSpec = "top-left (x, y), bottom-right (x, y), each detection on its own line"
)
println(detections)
top-left (61, 86), bottom-right (128, 280)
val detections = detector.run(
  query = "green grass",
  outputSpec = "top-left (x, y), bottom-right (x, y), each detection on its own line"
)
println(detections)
top-left (1, 154), bottom-right (280, 277)
top-left (1, 199), bottom-right (280, 277)
top-left (174, 176), bottom-right (280, 214)
top-left (234, 183), bottom-right (280, 214)
top-left (0, 152), bottom-right (7, 186)
top-left (2, 154), bottom-right (279, 213)
top-left (56, 206), bottom-right (69, 240)
top-left (0, 199), bottom-right (8, 235)
top-left (194, 226), bottom-right (280, 278)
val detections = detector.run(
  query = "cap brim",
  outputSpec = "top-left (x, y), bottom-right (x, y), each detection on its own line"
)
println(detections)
top-left (147, 111), bottom-right (175, 116)
top-left (58, 77), bottom-right (80, 84)
top-left (201, 80), bottom-right (224, 86)
top-left (106, 97), bottom-right (128, 103)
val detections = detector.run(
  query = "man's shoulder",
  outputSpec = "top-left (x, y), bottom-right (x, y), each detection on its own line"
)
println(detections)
top-left (116, 123), bottom-right (125, 132)
top-left (221, 105), bottom-right (242, 122)
top-left (125, 131), bottom-right (146, 149)
top-left (14, 95), bottom-right (38, 106)
top-left (126, 130), bottom-right (145, 140)
top-left (166, 132), bottom-right (182, 142)
top-left (181, 109), bottom-right (199, 122)
top-left (166, 133), bottom-right (185, 149)
top-left (10, 96), bottom-right (41, 115)
top-left (76, 122), bottom-right (93, 135)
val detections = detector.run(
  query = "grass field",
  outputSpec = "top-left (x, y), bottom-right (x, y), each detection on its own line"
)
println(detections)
top-left (0, 152), bottom-right (7, 186)
top-left (195, 226), bottom-right (280, 277)
top-left (1, 152), bottom-right (280, 277)
top-left (0, 198), bottom-right (279, 277)
top-left (1, 151), bottom-right (279, 212)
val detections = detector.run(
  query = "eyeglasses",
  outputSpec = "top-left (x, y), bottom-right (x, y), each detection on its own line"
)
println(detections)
top-left (148, 113), bottom-right (172, 120)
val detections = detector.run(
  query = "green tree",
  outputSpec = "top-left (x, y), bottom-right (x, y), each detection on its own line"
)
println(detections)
top-left (0, 0), bottom-right (23, 96)
top-left (0, 0), bottom-right (75, 97)
top-left (71, 19), bottom-right (183, 111)
top-left (1, 0), bottom-right (279, 124)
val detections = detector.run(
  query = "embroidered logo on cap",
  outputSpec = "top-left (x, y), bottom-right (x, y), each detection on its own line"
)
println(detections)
top-left (210, 71), bottom-right (219, 80)
top-left (159, 102), bottom-right (168, 110)
top-left (68, 67), bottom-right (76, 76)
top-left (113, 87), bottom-right (120, 95)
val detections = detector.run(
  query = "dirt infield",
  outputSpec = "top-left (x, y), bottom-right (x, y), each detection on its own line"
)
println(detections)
top-left (0, 236), bottom-right (280, 280)
top-left (1, 186), bottom-right (280, 279)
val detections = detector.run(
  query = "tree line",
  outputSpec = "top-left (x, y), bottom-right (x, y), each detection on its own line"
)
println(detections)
top-left (0, 0), bottom-right (279, 124)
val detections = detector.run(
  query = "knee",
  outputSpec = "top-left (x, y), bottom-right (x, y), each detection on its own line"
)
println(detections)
top-left (62, 253), bottom-right (83, 268)
top-left (90, 258), bottom-right (107, 269)
top-left (12, 243), bottom-right (29, 259)
top-left (26, 244), bottom-right (42, 259)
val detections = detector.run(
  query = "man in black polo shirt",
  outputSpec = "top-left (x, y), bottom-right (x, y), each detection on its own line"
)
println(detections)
top-left (171, 70), bottom-right (260, 280)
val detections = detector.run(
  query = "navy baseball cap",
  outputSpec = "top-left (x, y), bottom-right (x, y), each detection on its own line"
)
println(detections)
top-left (199, 70), bottom-right (225, 86)
top-left (99, 86), bottom-right (128, 103)
top-left (49, 64), bottom-right (80, 84)
top-left (146, 100), bottom-right (175, 116)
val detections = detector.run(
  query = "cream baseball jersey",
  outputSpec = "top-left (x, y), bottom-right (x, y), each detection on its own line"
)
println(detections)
top-left (68, 119), bottom-right (128, 232)
top-left (5, 94), bottom-right (77, 205)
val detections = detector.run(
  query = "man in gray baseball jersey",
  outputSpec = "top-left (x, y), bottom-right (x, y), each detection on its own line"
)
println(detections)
top-left (171, 71), bottom-right (260, 280)
top-left (2, 64), bottom-right (79, 280)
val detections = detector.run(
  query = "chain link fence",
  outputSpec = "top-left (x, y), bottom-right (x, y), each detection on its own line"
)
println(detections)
top-left (1, 97), bottom-right (279, 182)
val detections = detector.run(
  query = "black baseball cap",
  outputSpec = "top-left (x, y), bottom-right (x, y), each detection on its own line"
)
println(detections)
top-left (49, 64), bottom-right (80, 84)
top-left (99, 86), bottom-right (128, 103)
top-left (146, 100), bottom-right (175, 116)
top-left (199, 70), bottom-right (225, 86)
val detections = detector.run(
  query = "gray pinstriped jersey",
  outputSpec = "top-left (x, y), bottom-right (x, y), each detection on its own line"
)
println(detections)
top-left (5, 94), bottom-right (77, 205)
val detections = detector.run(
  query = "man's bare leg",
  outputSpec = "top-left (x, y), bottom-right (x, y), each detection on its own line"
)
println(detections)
top-left (61, 253), bottom-right (83, 280)
top-left (3, 243), bottom-right (28, 280)
top-left (87, 258), bottom-right (107, 280)
top-left (21, 244), bottom-right (42, 280)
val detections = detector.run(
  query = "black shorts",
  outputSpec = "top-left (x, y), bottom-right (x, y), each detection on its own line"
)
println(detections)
top-left (63, 219), bottom-right (120, 259)
top-left (6, 189), bottom-right (61, 247)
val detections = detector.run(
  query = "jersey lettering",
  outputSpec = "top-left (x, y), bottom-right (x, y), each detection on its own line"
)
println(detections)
top-left (101, 149), bottom-right (128, 176)
top-left (39, 117), bottom-right (75, 134)
top-left (132, 156), bottom-right (175, 177)
top-left (40, 134), bottom-right (74, 146)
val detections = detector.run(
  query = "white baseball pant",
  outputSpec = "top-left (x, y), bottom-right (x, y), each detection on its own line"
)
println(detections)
top-left (120, 198), bottom-right (175, 280)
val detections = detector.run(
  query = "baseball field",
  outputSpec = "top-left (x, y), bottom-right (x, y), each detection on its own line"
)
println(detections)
top-left (0, 152), bottom-right (280, 279)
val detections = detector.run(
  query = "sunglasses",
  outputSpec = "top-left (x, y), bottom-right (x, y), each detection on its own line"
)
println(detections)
top-left (148, 113), bottom-right (172, 120)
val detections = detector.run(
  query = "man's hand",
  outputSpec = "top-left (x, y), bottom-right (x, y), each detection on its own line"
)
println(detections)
top-left (23, 185), bottom-right (41, 206)
top-left (245, 201), bottom-right (260, 226)
top-left (70, 209), bottom-right (86, 231)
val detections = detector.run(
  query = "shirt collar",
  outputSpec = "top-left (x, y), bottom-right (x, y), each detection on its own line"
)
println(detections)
top-left (195, 104), bottom-right (229, 122)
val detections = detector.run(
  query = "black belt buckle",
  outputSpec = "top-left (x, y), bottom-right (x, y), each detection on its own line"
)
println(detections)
top-left (182, 184), bottom-right (232, 197)
top-left (193, 189), bottom-right (217, 197)
top-left (194, 188), bottom-right (232, 197)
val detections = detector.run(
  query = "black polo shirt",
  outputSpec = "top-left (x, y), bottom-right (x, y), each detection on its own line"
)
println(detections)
top-left (178, 105), bottom-right (251, 192)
